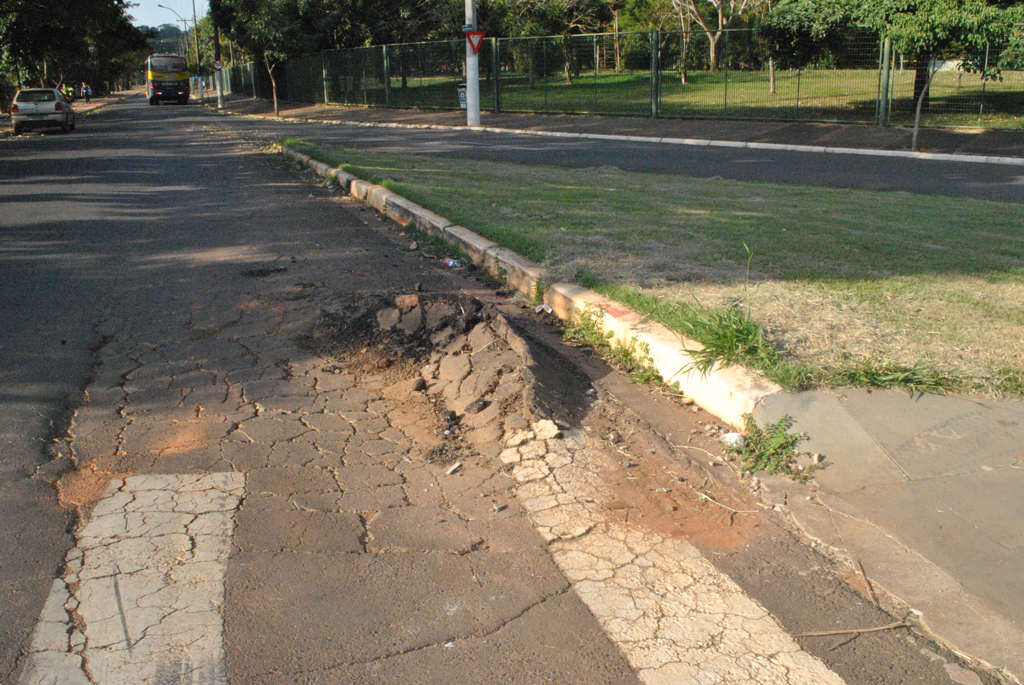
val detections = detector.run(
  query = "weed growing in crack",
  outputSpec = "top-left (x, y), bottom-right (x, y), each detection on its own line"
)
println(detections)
top-left (563, 306), bottom-right (663, 385)
top-left (604, 284), bottom-right (960, 396)
top-left (530, 275), bottom-right (554, 307)
top-left (820, 359), bottom-right (953, 396)
top-left (728, 414), bottom-right (813, 482)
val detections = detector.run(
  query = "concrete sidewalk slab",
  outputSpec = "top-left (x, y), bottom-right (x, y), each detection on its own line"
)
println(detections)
top-left (758, 389), bottom-right (1024, 681)
top-left (754, 391), bottom-right (909, 493)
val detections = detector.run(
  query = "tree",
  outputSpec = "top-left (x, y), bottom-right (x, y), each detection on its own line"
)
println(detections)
top-left (762, 0), bottom-right (1021, 145)
top-left (1, 0), bottom-right (150, 93)
top-left (670, 0), bottom-right (767, 70)
top-left (221, 0), bottom-right (319, 115)
top-left (856, 0), bottom-right (1019, 147)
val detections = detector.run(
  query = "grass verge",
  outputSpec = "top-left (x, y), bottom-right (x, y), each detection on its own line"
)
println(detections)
top-left (279, 138), bottom-right (1024, 397)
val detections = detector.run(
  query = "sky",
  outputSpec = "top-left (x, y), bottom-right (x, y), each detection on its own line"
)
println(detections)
top-left (128, 0), bottom-right (210, 29)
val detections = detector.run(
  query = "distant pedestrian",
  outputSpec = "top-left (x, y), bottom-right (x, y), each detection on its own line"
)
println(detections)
top-left (81, 82), bottom-right (91, 104)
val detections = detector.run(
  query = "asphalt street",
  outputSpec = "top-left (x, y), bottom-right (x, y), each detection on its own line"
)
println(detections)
top-left (213, 113), bottom-right (1024, 204)
top-left (0, 99), bottom-right (289, 683)
top-left (0, 97), bottom-right (645, 685)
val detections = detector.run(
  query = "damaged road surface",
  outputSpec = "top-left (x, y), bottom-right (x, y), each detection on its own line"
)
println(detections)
top-left (7, 100), bottom-right (1003, 685)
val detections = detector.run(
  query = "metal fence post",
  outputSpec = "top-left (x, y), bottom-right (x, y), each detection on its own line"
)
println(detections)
top-left (979, 41), bottom-right (990, 122)
top-left (322, 51), bottom-right (329, 104)
top-left (877, 37), bottom-right (892, 126)
top-left (796, 69), bottom-right (801, 116)
top-left (650, 30), bottom-right (660, 119)
top-left (382, 46), bottom-right (392, 107)
top-left (492, 37), bottom-right (500, 112)
top-left (723, 33), bottom-right (729, 112)
top-left (542, 38), bottom-right (548, 111)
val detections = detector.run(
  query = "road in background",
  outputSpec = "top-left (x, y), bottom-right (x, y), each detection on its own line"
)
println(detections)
top-left (208, 108), bottom-right (1024, 204)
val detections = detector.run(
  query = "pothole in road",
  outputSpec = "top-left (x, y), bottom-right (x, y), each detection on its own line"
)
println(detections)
top-left (300, 291), bottom-right (763, 548)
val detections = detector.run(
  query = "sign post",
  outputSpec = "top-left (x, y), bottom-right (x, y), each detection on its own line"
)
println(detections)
top-left (214, 59), bottom-right (224, 109)
top-left (211, 0), bottom-right (225, 109)
top-left (463, 0), bottom-right (480, 127)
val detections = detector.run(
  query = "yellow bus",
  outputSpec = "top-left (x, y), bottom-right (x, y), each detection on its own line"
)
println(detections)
top-left (147, 53), bottom-right (190, 105)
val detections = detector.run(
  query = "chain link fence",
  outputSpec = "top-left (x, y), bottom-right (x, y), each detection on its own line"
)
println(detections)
top-left (221, 28), bottom-right (1024, 128)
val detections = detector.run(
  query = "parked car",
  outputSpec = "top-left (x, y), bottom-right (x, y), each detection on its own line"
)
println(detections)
top-left (11, 88), bottom-right (76, 135)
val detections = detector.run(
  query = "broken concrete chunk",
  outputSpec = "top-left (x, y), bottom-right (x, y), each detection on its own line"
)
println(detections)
top-left (424, 302), bottom-right (456, 330)
top-left (383, 376), bottom-right (427, 400)
top-left (397, 306), bottom-right (423, 335)
top-left (464, 424), bottom-right (503, 446)
top-left (505, 430), bottom-right (534, 448)
top-left (430, 326), bottom-right (456, 346)
top-left (394, 293), bottom-right (419, 313)
top-left (532, 419), bottom-right (562, 441)
top-left (376, 308), bottom-right (400, 330)
top-left (498, 448), bottom-right (522, 465)
top-left (437, 353), bottom-right (472, 385)
top-left (504, 415), bottom-right (529, 433)
top-left (467, 322), bottom-right (496, 352)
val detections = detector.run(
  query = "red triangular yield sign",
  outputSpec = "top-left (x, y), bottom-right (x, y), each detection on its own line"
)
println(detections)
top-left (465, 31), bottom-right (486, 55)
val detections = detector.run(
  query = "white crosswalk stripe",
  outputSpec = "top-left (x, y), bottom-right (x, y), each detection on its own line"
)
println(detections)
top-left (19, 473), bottom-right (244, 685)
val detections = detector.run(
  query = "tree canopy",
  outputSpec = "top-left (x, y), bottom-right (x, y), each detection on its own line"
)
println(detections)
top-left (1, 0), bottom-right (151, 92)
top-left (761, 0), bottom-right (1022, 60)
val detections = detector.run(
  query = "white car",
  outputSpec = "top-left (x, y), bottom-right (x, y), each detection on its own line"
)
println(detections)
top-left (11, 88), bottom-right (76, 135)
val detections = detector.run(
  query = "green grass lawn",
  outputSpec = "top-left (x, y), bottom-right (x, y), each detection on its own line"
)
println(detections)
top-left (285, 139), bottom-right (1024, 396)
top-left (320, 66), bottom-right (1024, 128)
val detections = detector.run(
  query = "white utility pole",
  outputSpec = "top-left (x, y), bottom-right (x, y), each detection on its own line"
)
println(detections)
top-left (464, 0), bottom-right (480, 126)
top-left (192, 0), bottom-right (204, 103)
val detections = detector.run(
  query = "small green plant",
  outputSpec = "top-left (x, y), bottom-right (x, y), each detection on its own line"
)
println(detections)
top-left (399, 224), bottom-right (469, 263)
top-left (728, 414), bottom-right (810, 482)
top-left (530, 275), bottom-right (554, 307)
top-left (563, 306), bottom-right (664, 384)
top-left (679, 303), bottom-right (779, 376)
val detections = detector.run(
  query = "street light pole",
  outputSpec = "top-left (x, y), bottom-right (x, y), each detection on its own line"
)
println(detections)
top-left (192, 0), bottom-right (204, 103)
top-left (210, 0), bottom-right (224, 108)
top-left (464, 0), bottom-right (480, 126)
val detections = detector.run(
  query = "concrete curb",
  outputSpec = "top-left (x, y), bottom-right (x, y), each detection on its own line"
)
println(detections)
top-left (280, 144), bottom-right (780, 428)
top-left (261, 111), bottom-right (1024, 167)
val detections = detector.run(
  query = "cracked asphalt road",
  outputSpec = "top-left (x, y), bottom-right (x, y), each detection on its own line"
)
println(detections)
top-left (5, 99), bottom-right (641, 684)
top-left (3, 99), bottom-right (1004, 685)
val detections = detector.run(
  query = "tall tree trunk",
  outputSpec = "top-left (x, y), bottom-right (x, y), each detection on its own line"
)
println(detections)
top-left (613, 11), bottom-right (621, 71)
top-left (266, 58), bottom-right (279, 117)
top-left (911, 62), bottom-right (937, 151)
top-left (769, 56), bottom-right (775, 94)
top-left (563, 39), bottom-right (574, 85)
top-left (672, 1), bottom-right (691, 84)
top-left (912, 54), bottom-right (932, 114)
top-left (708, 32), bottom-right (720, 72)
top-left (680, 31), bottom-right (690, 84)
